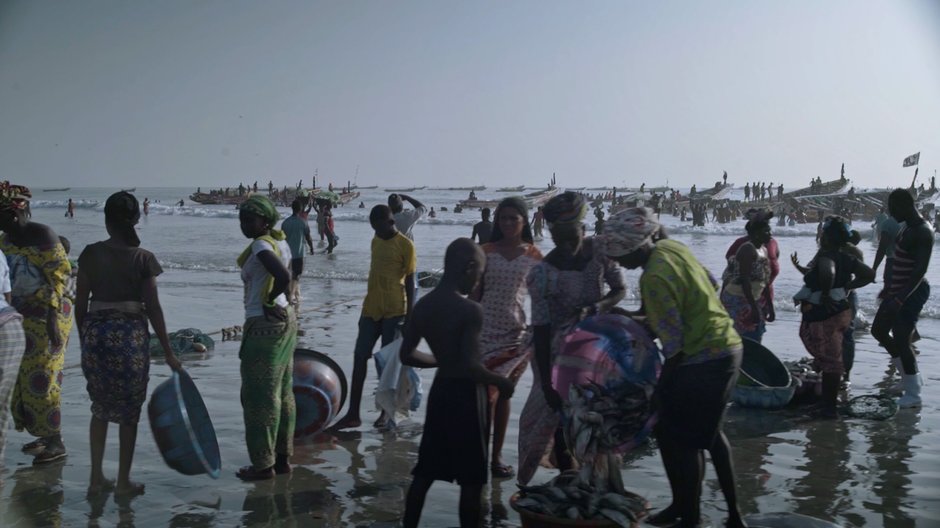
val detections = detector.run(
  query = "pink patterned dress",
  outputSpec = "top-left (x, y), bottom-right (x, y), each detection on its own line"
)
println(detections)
top-left (517, 237), bottom-right (625, 484)
top-left (479, 244), bottom-right (543, 402)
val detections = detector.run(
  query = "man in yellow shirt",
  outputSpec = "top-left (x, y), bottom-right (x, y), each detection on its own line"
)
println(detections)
top-left (331, 205), bottom-right (416, 430)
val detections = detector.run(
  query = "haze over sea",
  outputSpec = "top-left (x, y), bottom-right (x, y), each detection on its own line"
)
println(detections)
top-left (0, 186), bottom-right (936, 527)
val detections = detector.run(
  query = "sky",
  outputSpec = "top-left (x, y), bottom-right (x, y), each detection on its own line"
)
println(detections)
top-left (1, 0), bottom-right (939, 190)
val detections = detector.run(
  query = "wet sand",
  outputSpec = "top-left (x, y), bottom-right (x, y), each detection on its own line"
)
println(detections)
top-left (1, 273), bottom-right (939, 527)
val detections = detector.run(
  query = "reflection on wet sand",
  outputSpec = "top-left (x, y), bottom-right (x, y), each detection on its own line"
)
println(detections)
top-left (865, 407), bottom-right (920, 528)
top-left (3, 461), bottom-right (65, 527)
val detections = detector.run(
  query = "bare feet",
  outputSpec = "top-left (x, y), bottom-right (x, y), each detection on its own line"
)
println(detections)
top-left (329, 415), bottom-right (361, 431)
top-left (115, 480), bottom-right (145, 497)
top-left (274, 454), bottom-right (292, 475)
top-left (87, 478), bottom-right (116, 497)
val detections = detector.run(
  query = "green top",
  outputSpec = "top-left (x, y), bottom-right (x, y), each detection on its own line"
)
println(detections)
top-left (641, 239), bottom-right (740, 364)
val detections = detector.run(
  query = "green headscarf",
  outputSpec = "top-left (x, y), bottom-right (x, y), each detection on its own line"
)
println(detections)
top-left (239, 195), bottom-right (283, 236)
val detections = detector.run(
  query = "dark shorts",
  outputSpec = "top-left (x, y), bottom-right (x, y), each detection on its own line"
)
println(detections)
top-left (898, 281), bottom-right (930, 326)
top-left (290, 258), bottom-right (304, 279)
top-left (353, 316), bottom-right (402, 360)
top-left (656, 348), bottom-right (741, 449)
top-left (412, 377), bottom-right (489, 486)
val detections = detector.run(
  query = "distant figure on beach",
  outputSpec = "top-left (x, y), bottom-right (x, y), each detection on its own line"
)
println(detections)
top-left (143, 197), bottom-right (150, 216)
top-left (470, 207), bottom-right (493, 244)
top-left (468, 190), bottom-right (477, 201)
top-left (744, 183), bottom-right (750, 201)
top-left (400, 238), bottom-right (513, 528)
top-left (75, 191), bottom-right (182, 495)
top-left (388, 193), bottom-right (427, 242)
top-left (720, 210), bottom-right (775, 342)
top-left (331, 205), bottom-right (416, 431)
top-left (323, 203), bottom-right (338, 254)
top-left (604, 207), bottom-right (747, 528)
top-left (234, 195), bottom-right (297, 480)
top-left (428, 207), bottom-right (436, 219)
top-left (282, 199), bottom-right (315, 308)
top-left (0, 182), bottom-right (73, 464)
top-left (66, 198), bottom-right (75, 218)
top-left (531, 206), bottom-right (544, 239)
top-left (871, 189), bottom-right (934, 408)
top-left (0, 245), bottom-right (25, 472)
top-left (358, 201), bottom-right (365, 208)
top-left (177, 199), bottom-right (184, 207)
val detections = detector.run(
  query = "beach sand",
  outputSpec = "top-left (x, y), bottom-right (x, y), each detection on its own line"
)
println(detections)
top-left (1, 280), bottom-right (938, 527)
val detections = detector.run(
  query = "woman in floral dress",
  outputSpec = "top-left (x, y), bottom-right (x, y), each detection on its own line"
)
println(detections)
top-left (472, 197), bottom-right (542, 479)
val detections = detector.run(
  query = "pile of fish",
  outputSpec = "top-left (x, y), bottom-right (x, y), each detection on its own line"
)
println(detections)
top-left (514, 380), bottom-right (655, 526)
top-left (514, 468), bottom-right (648, 527)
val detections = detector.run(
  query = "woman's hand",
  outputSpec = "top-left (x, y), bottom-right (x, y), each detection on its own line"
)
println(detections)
top-left (542, 385), bottom-right (564, 411)
top-left (165, 353), bottom-right (182, 372)
top-left (764, 303), bottom-right (776, 322)
top-left (790, 251), bottom-right (801, 269)
top-left (263, 302), bottom-right (288, 322)
top-left (47, 310), bottom-right (62, 349)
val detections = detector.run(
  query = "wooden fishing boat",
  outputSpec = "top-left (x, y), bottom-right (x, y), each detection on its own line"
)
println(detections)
top-left (430, 185), bottom-right (487, 191)
top-left (383, 186), bottom-right (426, 193)
top-left (458, 186), bottom-right (560, 210)
top-left (122, 187), bottom-right (136, 193)
top-left (496, 185), bottom-right (525, 192)
top-left (189, 192), bottom-right (250, 205)
top-left (43, 187), bottom-right (70, 192)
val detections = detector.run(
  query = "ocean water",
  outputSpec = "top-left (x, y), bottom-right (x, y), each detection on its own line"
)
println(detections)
top-left (1, 186), bottom-right (938, 527)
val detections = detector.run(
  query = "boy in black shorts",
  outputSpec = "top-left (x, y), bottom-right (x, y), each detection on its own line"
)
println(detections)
top-left (400, 238), bottom-right (514, 528)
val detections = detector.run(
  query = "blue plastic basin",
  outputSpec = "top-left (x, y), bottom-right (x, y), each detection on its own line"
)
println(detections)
top-left (148, 369), bottom-right (221, 478)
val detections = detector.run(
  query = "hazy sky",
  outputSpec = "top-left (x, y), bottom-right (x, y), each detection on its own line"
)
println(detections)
top-left (2, 1), bottom-right (939, 190)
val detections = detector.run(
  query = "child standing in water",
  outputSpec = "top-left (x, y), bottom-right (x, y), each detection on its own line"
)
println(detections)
top-left (400, 238), bottom-right (514, 528)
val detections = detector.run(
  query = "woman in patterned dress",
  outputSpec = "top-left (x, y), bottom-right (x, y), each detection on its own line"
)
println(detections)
top-left (471, 197), bottom-right (542, 479)
top-left (0, 182), bottom-right (73, 464)
top-left (517, 192), bottom-right (625, 485)
top-left (75, 192), bottom-right (181, 495)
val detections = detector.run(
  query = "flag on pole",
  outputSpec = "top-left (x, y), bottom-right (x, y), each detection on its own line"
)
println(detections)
top-left (903, 152), bottom-right (920, 167)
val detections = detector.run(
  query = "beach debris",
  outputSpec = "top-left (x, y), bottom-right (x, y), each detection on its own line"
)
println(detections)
top-left (220, 325), bottom-right (243, 341)
top-left (150, 328), bottom-right (216, 353)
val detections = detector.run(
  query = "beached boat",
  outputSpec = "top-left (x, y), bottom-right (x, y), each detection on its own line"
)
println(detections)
top-left (496, 185), bottom-right (525, 192)
top-left (336, 190), bottom-right (360, 205)
top-left (383, 186), bottom-right (426, 193)
top-left (351, 185), bottom-right (378, 189)
top-left (458, 186), bottom-right (560, 210)
top-left (43, 187), bottom-right (71, 192)
top-left (189, 192), bottom-right (250, 205)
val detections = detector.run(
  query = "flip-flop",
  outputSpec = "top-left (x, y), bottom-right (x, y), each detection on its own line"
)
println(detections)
top-left (236, 465), bottom-right (275, 481)
top-left (490, 463), bottom-right (515, 479)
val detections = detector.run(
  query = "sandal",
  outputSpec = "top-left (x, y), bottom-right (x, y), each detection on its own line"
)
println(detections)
top-left (22, 438), bottom-right (48, 456)
top-left (236, 465), bottom-right (275, 481)
top-left (490, 462), bottom-right (515, 479)
top-left (33, 445), bottom-right (67, 465)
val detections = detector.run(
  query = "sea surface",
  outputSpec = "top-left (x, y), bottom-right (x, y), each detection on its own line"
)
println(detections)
top-left (1, 186), bottom-right (938, 527)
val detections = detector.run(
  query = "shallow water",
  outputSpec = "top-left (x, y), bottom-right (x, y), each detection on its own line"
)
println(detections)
top-left (1, 187), bottom-right (938, 527)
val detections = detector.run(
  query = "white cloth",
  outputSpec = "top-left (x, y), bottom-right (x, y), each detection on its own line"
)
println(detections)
top-left (373, 337), bottom-right (423, 428)
top-left (241, 238), bottom-right (292, 318)
top-left (394, 206), bottom-right (427, 241)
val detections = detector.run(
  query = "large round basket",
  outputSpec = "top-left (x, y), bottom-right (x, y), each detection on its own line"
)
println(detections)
top-left (509, 492), bottom-right (649, 528)
top-left (293, 348), bottom-right (348, 437)
top-left (148, 369), bottom-right (221, 478)
top-left (732, 338), bottom-right (795, 410)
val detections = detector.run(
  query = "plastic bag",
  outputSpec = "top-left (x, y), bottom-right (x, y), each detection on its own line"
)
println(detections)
top-left (374, 337), bottom-right (424, 429)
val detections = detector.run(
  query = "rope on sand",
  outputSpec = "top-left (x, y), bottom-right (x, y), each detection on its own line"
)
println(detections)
top-left (204, 295), bottom-right (362, 337)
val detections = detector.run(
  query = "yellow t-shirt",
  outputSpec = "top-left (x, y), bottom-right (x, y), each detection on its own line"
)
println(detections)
top-left (361, 232), bottom-right (417, 320)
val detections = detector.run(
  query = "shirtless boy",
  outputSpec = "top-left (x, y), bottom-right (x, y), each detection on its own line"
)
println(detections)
top-left (400, 238), bottom-right (513, 528)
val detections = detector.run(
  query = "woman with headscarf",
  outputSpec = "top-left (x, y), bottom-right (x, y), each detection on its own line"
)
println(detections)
top-left (236, 195), bottom-right (297, 480)
top-left (792, 216), bottom-right (874, 417)
top-left (517, 192), bottom-right (625, 485)
top-left (604, 207), bottom-right (746, 528)
top-left (721, 209), bottom-right (775, 342)
top-left (75, 191), bottom-right (181, 495)
top-left (469, 197), bottom-right (542, 479)
top-left (0, 181), bottom-right (73, 464)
